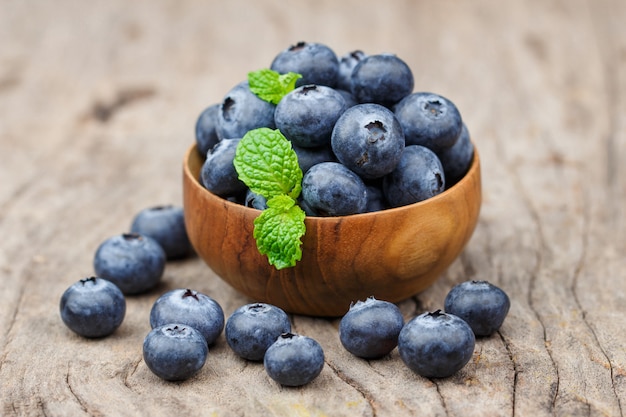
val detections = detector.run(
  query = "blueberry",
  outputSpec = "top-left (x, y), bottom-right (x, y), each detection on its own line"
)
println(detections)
top-left (398, 310), bottom-right (475, 378)
top-left (264, 333), bottom-right (325, 387)
top-left (331, 103), bottom-right (405, 179)
top-left (225, 303), bottom-right (291, 361)
top-left (337, 50), bottom-right (367, 92)
top-left (444, 280), bottom-right (510, 337)
top-left (143, 324), bottom-right (208, 381)
top-left (365, 184), bottom-right (387, 212)
top-left (195, 103), bottom-right (220, 156)
top-left (436, 123), bottom-right (474, 187)
top-left (350, 54), bottom-right (414, 107)
top-left (59, 277), bottom-right (126, 338)
top-left (394, 92), bottom-right (463, 153)
top-left (335, 88), bottom-right (359, 108)
top-left (216, 81), bottom-right (276, 140)
top-left (382, 145), bottom-right (446, 207)
top-left (301, 162), bottom-right (368, 216)
top-left (200, 138), bottom-right (247, 198)
top-left (130, 205), bottom-right (193, 260)
top-left (270, 41), bottom-right (339, 88)
top-left (292, 144), bottom-right (336, 174)
top-left (93, 233), bottom-right (166, 295)
top-left (339, 297), bottom-right (404, 359)
top-left (245, 189), bottom-right (268, 210)
top-left (274, 84), bottom-right (347, 148)
top-left (150, 289), bottom-right (225, 346)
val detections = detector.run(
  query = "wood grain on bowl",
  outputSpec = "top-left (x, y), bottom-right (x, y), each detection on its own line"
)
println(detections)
top-left (183, 145), bottom-right (481, 316)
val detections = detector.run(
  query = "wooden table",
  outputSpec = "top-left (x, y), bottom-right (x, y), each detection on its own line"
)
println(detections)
top-left (1, 1), bottom-right (624, 416)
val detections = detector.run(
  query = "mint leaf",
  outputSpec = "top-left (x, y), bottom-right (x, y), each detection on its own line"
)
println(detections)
top-left (234, 128), bottom-right (302, 200)
top-left (253, 195), bottom-right (306, 270)
top-left (248, 69), bottom-right (302, 104)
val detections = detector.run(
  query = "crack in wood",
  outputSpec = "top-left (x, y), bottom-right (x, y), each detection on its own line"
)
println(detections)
top-left (324, 359), bottom-right (378, 417)
top-left (498, 331), bottom-right (518, 417)
top-left (87, 87), bottom-right (156, 123)
top-left (66, 361), bottom-right (91, 416)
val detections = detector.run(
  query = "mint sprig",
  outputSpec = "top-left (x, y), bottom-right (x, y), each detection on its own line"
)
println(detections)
top-left (248, 69), bottom-right (302, 104)
top-left (234, 128), bottom-right (306, 269)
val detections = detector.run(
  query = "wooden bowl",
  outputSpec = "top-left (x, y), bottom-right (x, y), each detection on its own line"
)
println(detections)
top-left (183, 144), bottom-right (481, 317)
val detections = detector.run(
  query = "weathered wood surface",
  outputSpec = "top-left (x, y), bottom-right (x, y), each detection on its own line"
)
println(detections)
top-left (1, 1), bottom-right (624, 416)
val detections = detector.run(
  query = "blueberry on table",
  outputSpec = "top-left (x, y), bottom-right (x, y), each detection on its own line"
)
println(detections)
top-left (93, 233), bottom-right (166, 295)
top-left (195, 103), bottom-right (220, 156)
top-left (398, 310), bottom-right (475, 378)
top-left (331, 103), bottom-right (405, 179)
top-left (337, 49), bottom-right (367, 92)
top-left (339, 297), bottom-right (404, 359)
top-left (382, 145), bottom-right (446, 207)
top-left (130, 205), bottom-right (193, 260)
top-left (436, 123), bottom-right (474, 187)
top-left (200, 138), bottom-right (247, 198)
top-left (264, 333), bottom-right (325, 387)
top-left (270, 41), bottom-right (339, 88)
top-left (215, 80), bottom-right (276, 140)
top-left (275, 84), bottom-right (347, 148)
top-left (150, 288), bottom-right (225, 346)
top-left (225, 303), bottom-right (291, 361)
top-left (59, 277), bottom-right (126, 338)
top-left (301, 162), bottom-right (368, 216)
top-left (444, 280), bottom-right (511, 337)
top-left (350, 53), bottom-right (414, 108)
top-left (143, 324), bottom-right (208, 381)
top-left (394, 92), bottom-right (463, 153)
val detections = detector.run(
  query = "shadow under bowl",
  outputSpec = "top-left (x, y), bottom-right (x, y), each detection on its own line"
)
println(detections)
top-left (183, 144), bottom-right (481, 317)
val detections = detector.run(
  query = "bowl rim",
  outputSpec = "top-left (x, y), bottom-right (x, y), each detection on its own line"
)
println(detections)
top-left (184, 143), bottom-right (480, 222)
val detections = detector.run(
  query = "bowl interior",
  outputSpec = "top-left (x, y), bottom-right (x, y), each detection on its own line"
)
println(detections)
top-left (183, 144), bottom-right (482, 316)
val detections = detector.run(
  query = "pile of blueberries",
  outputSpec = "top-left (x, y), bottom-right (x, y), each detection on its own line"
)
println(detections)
top-left (197, 41), bottom-right (475, 216)
top-left (59, 41), bottom-right (509, 385)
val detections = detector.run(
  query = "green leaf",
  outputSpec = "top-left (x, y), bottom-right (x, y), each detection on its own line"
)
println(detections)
top-left (253, 195), bottom-right (306, 270)
top-left (248, 69), bottom-right (302, 104)
top-left (234, 128), bottom-right (302, 200)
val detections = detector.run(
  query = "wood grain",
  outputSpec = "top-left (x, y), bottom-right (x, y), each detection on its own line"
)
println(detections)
top-left (0, 0), bottom-right (624, 416)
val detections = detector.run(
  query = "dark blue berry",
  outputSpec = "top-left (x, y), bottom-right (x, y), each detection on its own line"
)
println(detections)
top-left (350, 54), bottom-right (414, 107)
top-left (270, 41), bottom-right (339, 88)
top-left (339, 297), bottom-right (404, 359)
top-left (382, 145), bottom-right (445, 207)
top-left (292, 144), bottom-right (336, 174)
top-left (444, 280), bottom-right (510, 337)
top-left (200, 138), bottom-right (247, 198)
top-left (143, 324), bottom-right (208, 381)
top-left (216, 81), bottom-right (276, 140)
top-left (437, 123), bottom-right (474, 187)
top-left (225, 303), bottom-right (291, 361)
top-left (130, 205), bottom-right (193, 260)
top-left (331, 103), bottom-right (405, 179)
top-left (264, 333), bottom-right (325, 386)
top-left (245, 189), bottom-right (268, 210)
top-left (195, 103), bottom-right (220, 156)
top-left (398, 310), bottom-right (475, 378)
top-left (301, 162), bottom-right (368, 216)
top-left (394, 92), bottom-right (463, 153)
top-left (150, 289), bottom-right (225, 345)
top-left (59, 277), bottom-right (126, 338)
top-left (275, 84), bottom-right (347, 148)
top-left (93, 233), bottom-right (166, 295)
top-left (337, 50), bottom-right (367, 92)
